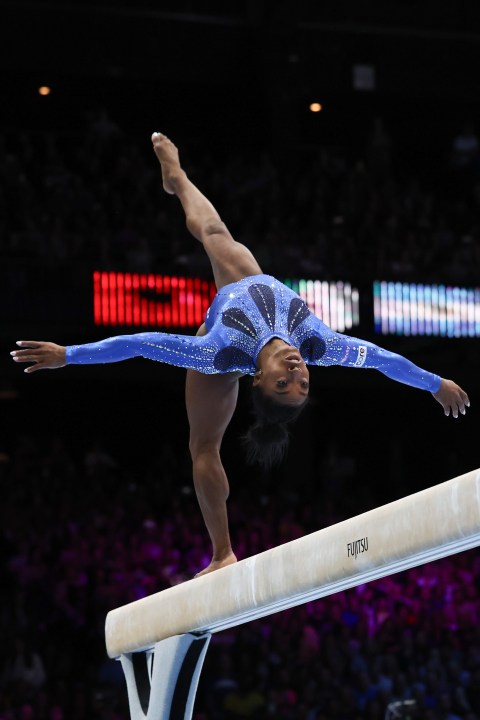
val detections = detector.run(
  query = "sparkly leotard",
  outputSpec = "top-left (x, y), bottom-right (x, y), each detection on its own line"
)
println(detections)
top-left (66, 274), bottom-right (441, 392)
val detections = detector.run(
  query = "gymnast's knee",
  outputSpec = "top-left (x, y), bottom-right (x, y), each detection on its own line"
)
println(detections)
top-left (186, 216), bottom-right (230, 242)
top-left (202, 219), bottom-right (230, 239)
top-left (189, 438), bottom-right (219, 462)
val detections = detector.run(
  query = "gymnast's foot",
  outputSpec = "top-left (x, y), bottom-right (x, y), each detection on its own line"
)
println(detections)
top-left (195, 552), bottom-right (238, 578)
top-left (151, 132), bottom-right (184, 195)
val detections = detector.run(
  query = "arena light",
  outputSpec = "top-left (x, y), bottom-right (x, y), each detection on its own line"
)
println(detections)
top-left (94, 273), bottom-right (361, 331)
top-left (284, 278), bottom-right (360, 332)
top-left (373, 281), bottom-right (480, 337)
top-left (93, 272), bottom-right (217, 328)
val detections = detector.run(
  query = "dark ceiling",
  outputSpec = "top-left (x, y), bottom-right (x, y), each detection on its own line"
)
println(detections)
top-left (3, 1), bottom-right (480, 83)
top-left (2, 1), bottom-right (480, 148)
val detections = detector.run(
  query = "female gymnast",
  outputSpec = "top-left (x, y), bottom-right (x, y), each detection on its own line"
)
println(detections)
top-left (11, 132), bottom-right (470, 576)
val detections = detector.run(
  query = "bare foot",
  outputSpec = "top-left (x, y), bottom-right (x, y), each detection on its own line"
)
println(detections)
top-left (151, 132), bottom-right (183, 195)
top-left (194, 552), bottom-right (238, 578)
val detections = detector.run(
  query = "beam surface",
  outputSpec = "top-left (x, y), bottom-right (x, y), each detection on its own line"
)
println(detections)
top-left (106, 468), bottom-right (480, 658)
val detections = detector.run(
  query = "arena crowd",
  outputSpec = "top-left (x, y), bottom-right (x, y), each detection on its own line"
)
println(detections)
top-left (1, 110), bottom-right (480, 719)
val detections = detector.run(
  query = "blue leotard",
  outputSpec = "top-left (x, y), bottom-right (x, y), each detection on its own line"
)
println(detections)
top-left (66, 274), bottom-right (441, 393)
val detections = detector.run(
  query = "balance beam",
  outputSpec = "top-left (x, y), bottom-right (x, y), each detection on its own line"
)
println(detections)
top-left (105, 468), bottom-right (480, 720)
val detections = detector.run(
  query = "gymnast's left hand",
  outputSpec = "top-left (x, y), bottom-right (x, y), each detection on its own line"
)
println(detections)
top-left (10, 341), bottom-right (67, 373)
top-left (432, 378), bottom-right (470, 418)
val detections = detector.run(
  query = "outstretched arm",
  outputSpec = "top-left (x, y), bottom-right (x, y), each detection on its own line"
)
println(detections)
top-left (346, 338), bottom-right (470, 418)
top-left (11, 331), bottom-right (220, 374)
top-left (340, 337), bottom-right (470, 418)
top-left (312, 329), bottom-right (470, 419)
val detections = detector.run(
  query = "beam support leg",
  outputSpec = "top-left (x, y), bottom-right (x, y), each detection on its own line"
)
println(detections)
top-left (119, 633), bottom-right (211, 720)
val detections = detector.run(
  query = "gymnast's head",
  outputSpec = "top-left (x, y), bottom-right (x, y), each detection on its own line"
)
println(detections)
top-left (252, 344), bottom-right (310, 406)
top-left (243, 345), bottom-right (309, 468)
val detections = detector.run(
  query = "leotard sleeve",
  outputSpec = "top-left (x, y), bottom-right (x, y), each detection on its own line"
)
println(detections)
top-left (335, 335), bottom-right (441, 392)
top-left (65, 332), bottom-right (220, 374)
top-left (304, 318), bottom-right (441, 393)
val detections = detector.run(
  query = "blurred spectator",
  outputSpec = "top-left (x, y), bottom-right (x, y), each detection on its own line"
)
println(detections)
top-left (2, 111), bottom-right (480, 718)
top-left (2, 637), bottom-right (47, 695)
top-left (223, 673), bottom-right (266, 718)
top-left (1, 111), bottom-right (480, 285)
top-left (451, 121), bottom-right (479, 170)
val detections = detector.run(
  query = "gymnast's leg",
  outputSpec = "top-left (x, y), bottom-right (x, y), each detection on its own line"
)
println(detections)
top-left (186, 361), bottom-right (240, 576)
top-left (151, 132), bottom-right (262, 290)
top-left (151, 132), bottom-right (251, 575)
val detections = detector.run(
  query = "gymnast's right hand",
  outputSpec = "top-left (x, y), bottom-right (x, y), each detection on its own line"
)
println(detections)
top-left (10, 341), bottom-right (67, 373)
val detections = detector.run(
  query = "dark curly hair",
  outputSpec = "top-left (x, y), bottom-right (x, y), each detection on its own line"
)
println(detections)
top-left (242, 385), bottom-right (308, 469)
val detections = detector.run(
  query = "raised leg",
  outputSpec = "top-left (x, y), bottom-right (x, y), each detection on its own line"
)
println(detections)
top-left (152, 133), bottom-right (248, 575)
top-left (151, 132), bottom-right (262, 290)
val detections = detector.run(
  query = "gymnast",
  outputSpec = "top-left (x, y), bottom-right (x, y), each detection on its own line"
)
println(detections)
top-left (11, 132), bottom-right (470, 576)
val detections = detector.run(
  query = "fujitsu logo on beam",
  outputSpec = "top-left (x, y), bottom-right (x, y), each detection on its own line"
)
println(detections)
top-left (347, 537), bottom-right (369, 559)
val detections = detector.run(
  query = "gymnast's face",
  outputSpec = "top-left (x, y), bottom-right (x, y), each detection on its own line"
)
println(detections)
top-left (253, 348), bottom-right (310, 406)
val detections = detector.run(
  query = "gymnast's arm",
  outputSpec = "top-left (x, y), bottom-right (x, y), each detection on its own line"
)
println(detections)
top-left (10, 332), bottom-right (218, 374)
top-left (312, 326), bottom-right (470, 418)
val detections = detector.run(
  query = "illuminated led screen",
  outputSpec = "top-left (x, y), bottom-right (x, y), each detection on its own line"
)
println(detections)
top-left (374, 281), bottom-right (480, 337)
top-left (93, 272), bottom-right (217, 328)
top-left (283, 279), bottom-right (360, 332)
top-left (94, 272), bottom-right (361, 331)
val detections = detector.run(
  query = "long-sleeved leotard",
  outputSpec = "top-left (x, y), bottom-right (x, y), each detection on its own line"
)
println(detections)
top-left (66, 274), bottom-right (441, 393)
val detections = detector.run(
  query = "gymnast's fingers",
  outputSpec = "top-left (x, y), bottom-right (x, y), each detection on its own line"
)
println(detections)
top-left (23, 362), bottom-right (46, 373)
top-left (456, 389), bottom-right (470, 416)
top-left (15, 340), bottom-right (44, 349)
top-left (10, 349), bottom-right (43, 363)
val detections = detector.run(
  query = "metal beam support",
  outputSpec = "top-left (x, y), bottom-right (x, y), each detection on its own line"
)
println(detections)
top-left (120, 633), bottom-right (211, 720)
